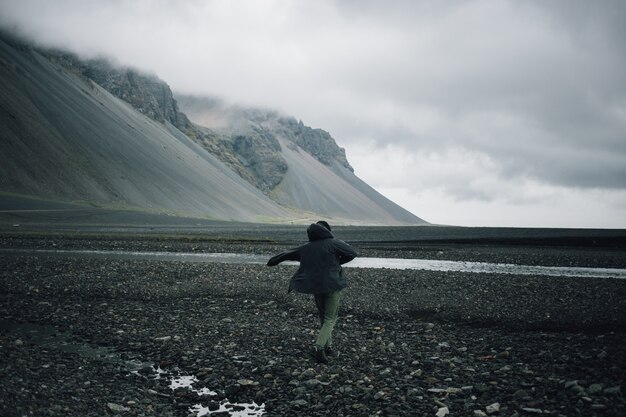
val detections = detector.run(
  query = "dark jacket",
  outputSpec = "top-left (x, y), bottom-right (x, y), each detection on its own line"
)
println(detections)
top-left (267, 223), bottom-right (358, 294)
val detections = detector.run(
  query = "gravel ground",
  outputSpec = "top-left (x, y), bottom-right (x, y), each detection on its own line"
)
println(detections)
top-left (1, 236), bottom-right (625, 417)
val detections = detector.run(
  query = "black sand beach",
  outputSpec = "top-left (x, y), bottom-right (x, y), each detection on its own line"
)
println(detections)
top-left (1, 229), bottom-right (625, 417)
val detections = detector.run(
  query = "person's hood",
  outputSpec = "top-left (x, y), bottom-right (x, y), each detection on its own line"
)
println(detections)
top-left (307, 223), bottom-right (334, 241)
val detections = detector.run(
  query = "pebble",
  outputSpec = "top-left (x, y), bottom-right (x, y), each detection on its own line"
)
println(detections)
top-left (588, 383), bottom-right (603, 395)
top-left (604, 386), bottom-right (622, 395)
top-left (521, 408), bottom-right (544, 414)
top-left (485, 402), bottom-right (500, 414)
top-left (1, 239), bottom-right (625, 417)
top-left (237, 379), bottom-right (255, 386)
top-left (107, 402), bottom-right (130, 412)
top-left (435, 406), bottom-right (449, 417)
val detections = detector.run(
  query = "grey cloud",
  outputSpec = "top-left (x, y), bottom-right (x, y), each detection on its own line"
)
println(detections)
top-left (325, 2), bottom-right (626, 192)
top-left (1, 0), bottom-right (625, 201)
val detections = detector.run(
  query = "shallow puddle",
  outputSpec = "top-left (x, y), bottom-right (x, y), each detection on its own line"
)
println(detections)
top-left (2, 248), bottom-right (625, 279)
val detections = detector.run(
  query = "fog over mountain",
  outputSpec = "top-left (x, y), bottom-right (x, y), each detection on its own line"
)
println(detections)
top-left (0, 33), bottom-right (425, 225)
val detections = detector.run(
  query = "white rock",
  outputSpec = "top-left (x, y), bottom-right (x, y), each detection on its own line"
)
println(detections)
top-left (474, 411), bottom-right (488, 417)
top-left (521, 408), bottom-right (543, 414)
top-left (374, 391), bottom-right (386, 400)
top-left (435, 406), bottom-right (449, 417)
top-left (427, 388), bottom-right (447, 393)
top-left (486, 402), bottom-right (500, 414)
top-left (107, 403), bottom-right (130, 412)
top-left (237, 379), bottom-right (255, 386)
top-left (153, 336), bottom-right (171, 342)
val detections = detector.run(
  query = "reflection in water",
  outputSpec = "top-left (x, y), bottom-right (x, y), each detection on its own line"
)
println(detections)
top-left (2, 248), bottom-right (625, 279)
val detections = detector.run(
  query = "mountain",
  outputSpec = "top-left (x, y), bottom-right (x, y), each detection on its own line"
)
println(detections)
top-left (0, 33), bottom-right (426, 225)
top-left (176, 96), bottom-right (424, 225)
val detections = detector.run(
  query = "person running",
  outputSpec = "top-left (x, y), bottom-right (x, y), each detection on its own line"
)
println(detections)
top-left (266, 220), bottom-right (357, 364)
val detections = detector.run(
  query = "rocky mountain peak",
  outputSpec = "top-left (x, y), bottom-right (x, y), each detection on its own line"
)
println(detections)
top-left (46, 51), bottom-right (193, 133)
top-left (43, 48), bottom-right (355, 195)
top-left (175, 95), bottom-right (355, 193)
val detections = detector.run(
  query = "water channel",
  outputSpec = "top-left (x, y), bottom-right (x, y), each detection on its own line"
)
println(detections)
top-left (1, 248), bottom-right (625, 279)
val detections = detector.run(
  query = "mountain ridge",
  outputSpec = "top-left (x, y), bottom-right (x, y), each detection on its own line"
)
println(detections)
top-left (0, 32), bottom-right (426, 225)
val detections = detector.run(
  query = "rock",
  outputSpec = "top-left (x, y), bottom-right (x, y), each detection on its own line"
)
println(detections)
top-left (338, 385), bottom-right (353, 394)
top-left (474, 411), bottom-right (487, 417)
top-left (407, 388), bottom-right (420, 398)
top-left (521, 408), bottom-right (543, 414)
top-left (107, 402), bottom-right (130, 412)
top-left (303, 379), bottom-right (321, 389)
top-left (300, 368), bottom-right (317, 379)
top-left (587, 383), bottom-right (603, 395)
top-left (474, 383), bottom-right (489, 393)
top-left (153, 336), bottom-right (172, 342)
top-left (513, 389), bottom-right (529, 399)
top-left (428, 388), bottom-right (447, 394)
top-left (425, 376), bottom-right (440, 385)
top-left (434, 400), bottom-right (447, 408)
top-left (485, 402), bottom-right (500, 414)
top-left (374, 391), bottom-right (387, 400)
top-left (564, 380), bottom-right (585, 394)
top-left (380, 367), bottom-right (392, 376)
top-left (237, 379), bottom-right (255, 386)
top-left (604, 386), bottom-right (621, 395)
top-left (290, 399), bottom-right (308, 407)
top-left (445, 387), bottom-right (462, 394)
top-left (435, 406), bottom-right (449, 417)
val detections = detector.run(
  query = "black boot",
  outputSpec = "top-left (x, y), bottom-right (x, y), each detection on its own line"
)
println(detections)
top-left (310, 347), bottom-right (328, 364)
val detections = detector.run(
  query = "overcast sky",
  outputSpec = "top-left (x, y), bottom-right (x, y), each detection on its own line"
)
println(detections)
top-left (1, 0), bottom-right (625, 228)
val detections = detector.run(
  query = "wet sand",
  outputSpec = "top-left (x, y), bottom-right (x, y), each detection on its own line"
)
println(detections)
top-left (1, 233), bottom-right (625, 416)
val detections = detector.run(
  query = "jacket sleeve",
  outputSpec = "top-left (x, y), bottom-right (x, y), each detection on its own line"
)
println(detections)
top-left (333, 240), bottom-right (358, 265)
top-left (266, 248), bottom-right (301, 266)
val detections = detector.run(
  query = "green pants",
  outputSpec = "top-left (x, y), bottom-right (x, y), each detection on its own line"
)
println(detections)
top-left (314, 290), bottom-right (341, 349)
